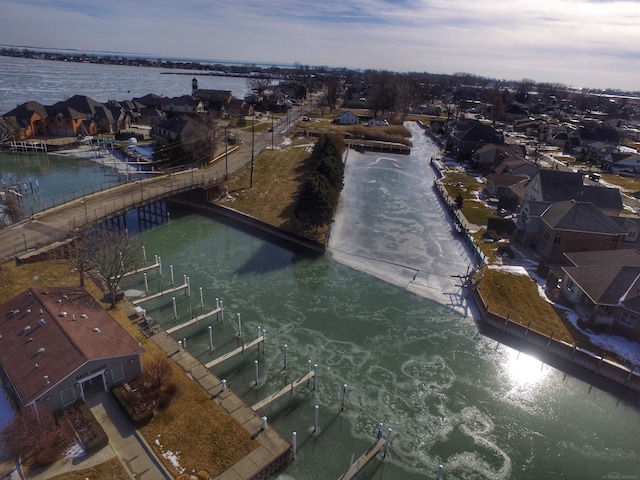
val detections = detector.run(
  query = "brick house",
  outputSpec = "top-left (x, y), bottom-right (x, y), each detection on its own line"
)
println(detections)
top-left (0, 287), bottom-right (144, 414)
top-left (534, 200), bottom-right (626, 263)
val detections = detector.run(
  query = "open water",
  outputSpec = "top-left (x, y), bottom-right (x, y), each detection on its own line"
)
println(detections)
top-left (2, 57), bottom-right (640, 479)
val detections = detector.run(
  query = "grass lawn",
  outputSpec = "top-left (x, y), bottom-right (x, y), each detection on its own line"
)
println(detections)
top-left (601, 172), bottom-right (640, 197)
top-left (477, 268), bottom-right (574, 343)
top-left (49, 457), bottom-right (129, 480)
top-left (0, 260), bottom-right (258, 477)
top-left (222, 142), bottom-right (329, 243)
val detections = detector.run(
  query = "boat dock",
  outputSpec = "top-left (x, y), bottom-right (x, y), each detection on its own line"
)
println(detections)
top-left (205, 334), bottom-right (265, 369)
top-left (338, 437), bottom-right (387, 480)
top-left (122, 261), bottom-right (160, 278)
top-left (166, 307), bottom-right (222, 334)
top-left (252, 369), bottom-right (316, 410)
top-left (131, 282), bottom-right (188, 305)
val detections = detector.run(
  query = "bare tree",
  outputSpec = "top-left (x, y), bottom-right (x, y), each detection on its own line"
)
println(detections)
top-left (246, 76), bottom-right (272, 97)
top-left (0, 195), bottom-right (27, 228)
top-left (2, 408), bottom-right (73, 467)
top-left (85, 226), bottom-right (143, 308)
top-left (324, 75), bottom-right (341, 112)
top-left (0, 118), bottom-right (20, 144)
top-left (66, 229), bottom-right (94, 287)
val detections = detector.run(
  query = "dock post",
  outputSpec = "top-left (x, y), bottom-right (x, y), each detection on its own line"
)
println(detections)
top-left (292, 432), bottom-right (297, 458)
top-left (237, 313), bottom-right (242, 338)
top-left (313, 364), bottom-right (318, 390)
top-left (178, 340), bottom-right (183, 352)
top-left (143, 273), bottom-right (149, 293)
top-left (314, 405), bottom-right (319, 433)
top-left (184, 275), bottom-right (188, 296)
top-left (261, 416), bottom-right (268, 431)
top-left (341, 384), bottom-right (348, 411)
top-left (170, 265), bottom-right (175, 285)
top-left (220, 300), bottom-right (224, 322)
top-left (208, 325), bottom-right (213, 350)
top-left (307, 360), bottom-right (311, 385)
top-left (199, 287), bottom-right (204, 310)
top-left (172, 297), bottom-right (177, 319)
top-left (436, 464), bottom-right (443, 479)
top-left (262, 329), bottom-right (266, 352)
top-left (142, 245), bottom-right (147, 264)
top-left (377, 423), bottom-right (383, 440)
top-left (158, 256), bottom-right (162, 276)
top-left (255, 360), bottom-right (259, 386)
top-left (284, 344), bottom-right (288, 370)
top-left (222, 379), bottom-right (227, 391)
top-left (350, 452), bottom-right (355, 466)
top-left (384, 428), bottom-right (392, 458)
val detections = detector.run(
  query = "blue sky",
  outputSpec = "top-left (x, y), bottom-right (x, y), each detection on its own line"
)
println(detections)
top-left (1, 0), bottom-right (639, 91)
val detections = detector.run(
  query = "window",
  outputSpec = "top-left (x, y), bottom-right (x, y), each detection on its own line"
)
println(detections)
top-left (111, 364), bottom-right (125, 383)
top-left (619, 312), bottom-right (637, 329)
top-left (61, 387), bottom-right (76, 406)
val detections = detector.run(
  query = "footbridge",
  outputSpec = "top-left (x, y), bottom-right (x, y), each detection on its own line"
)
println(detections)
top-left (0, 167), bottom-right (226, 261)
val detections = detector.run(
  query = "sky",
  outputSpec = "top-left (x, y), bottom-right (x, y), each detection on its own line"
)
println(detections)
top-left (1, 0), bottom-right (639, 92)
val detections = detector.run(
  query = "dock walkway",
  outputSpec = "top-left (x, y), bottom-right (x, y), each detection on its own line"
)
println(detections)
top-left (252, 370), bottom-right (316, 410)
top-left (338, 438), bottom-right (387, 480)
top-left (205, 335), bottom-right (265, 369)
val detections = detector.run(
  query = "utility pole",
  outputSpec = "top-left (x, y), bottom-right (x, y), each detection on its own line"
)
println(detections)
top-left (250, 113), bottom-right (255, 188)
top-left (224, 125), bottom-right (228, 180)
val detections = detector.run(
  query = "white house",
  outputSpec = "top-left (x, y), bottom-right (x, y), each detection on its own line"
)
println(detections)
top-left (367, 118), bottom-right (389, 127)
top-left (333, 111), bottom-right (359, 125)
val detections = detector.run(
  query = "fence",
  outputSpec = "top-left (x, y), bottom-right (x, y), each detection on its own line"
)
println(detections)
top-left (472, 289), bottom-right (640, 392)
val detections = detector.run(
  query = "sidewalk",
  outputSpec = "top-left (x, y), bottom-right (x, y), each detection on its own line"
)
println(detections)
top-left (24, 391), bottom-right (172, 480)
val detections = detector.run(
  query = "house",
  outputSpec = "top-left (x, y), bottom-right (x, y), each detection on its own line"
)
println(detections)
top-left (485, 173), bottom-right (529, 200)
top-left (132, 93), bottom-right (165, 110)
top-left (602, 151), bottom-right (640, 174)
top-left (0, 287), bottom-right (144, 413)
top-left (561, 249), bottom-right (640, 341)
top-left (534, 200), bottom-right (627, 263)
top-left (333, 111), bottom-right (359, 125)
top-left (193, 86), bottom-right (233, 118)
top-left (367, 118), bottom-right (389, 127)
top-left (151, 114), bottom-right (202, 142)
top-left (161, 95), bottom-right (205, 115)
top-left (514, 200), bottom-right (551, 245)
top-left (472, 143), bottom-right (527, 173)
top-left (137, 107), bottom-right (166, 126)
top-left (1, 101), bottom-right (48, 139)
top-left (448, 119), bottom-right (503, 159)
top-left (523, 169), bottom-right (623, 214)
top-left (44, 104), bottom-right (91, 138)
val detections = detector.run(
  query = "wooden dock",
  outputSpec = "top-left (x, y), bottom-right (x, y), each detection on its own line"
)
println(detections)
top-left (122, 261), bottom-right (160, 278)
top-left (166, 307), bottom-right (222, 334)
top-left (251, 370), bottom-right (316, 410)
top-left (205, 334), bottom-right (265, 369)
top-left (131, 282), bottom-right (188, 305)
top-left (338, 438), bottom-right (387, 480)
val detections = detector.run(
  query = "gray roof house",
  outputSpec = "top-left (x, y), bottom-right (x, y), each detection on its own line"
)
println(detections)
top-left (561, 249), bottom-right (640, 341)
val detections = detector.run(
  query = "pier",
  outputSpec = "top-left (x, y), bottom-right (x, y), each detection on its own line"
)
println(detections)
top-left (131, 282), bottom-right (188, 305)
top-left (338, 437), bottom-right (387, 480)
top-left (122, 261), bottom-right (160, 278)
top-left (252, 369), bottom-right (316, 410)
top-left (166, 307), bottom-right (222, 334)
top-left (205, 334), bottom-right (265, 369)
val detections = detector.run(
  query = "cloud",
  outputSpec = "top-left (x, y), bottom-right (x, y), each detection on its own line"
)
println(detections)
top-left (1, 0), bottom-right (639, 90)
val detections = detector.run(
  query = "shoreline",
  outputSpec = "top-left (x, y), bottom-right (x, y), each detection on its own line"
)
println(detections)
top-left (55, 143), bottom-right (150, 176)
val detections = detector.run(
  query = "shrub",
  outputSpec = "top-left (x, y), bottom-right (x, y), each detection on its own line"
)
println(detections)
top-left (111, 386), bottom-right (153, 428)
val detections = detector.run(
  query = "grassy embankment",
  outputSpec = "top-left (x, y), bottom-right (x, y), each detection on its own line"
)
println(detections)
top-left (0, 260), bottom-right (258, 478)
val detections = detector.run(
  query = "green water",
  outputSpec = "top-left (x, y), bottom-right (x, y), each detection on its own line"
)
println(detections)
top-left (120, 210), bottom-right (640, 480)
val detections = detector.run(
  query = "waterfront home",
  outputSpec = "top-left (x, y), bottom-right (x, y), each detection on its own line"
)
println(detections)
top-left (0, 287), bottom-right (144, 413)
top-left (447, 118), bottom-right (503, 159)
top-left (534, 200), bottom-right (626, 263)
top-left (601, 151), bottom-right (640, 174)
top-left (1, 101), bottom-right (47, 139)
top-left (561, 249), bottom-right (640, 342)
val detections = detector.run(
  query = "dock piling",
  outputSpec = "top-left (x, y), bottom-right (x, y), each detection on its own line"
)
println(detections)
top-left (314, 405), bottom-right (319, 433)
top-left (284, 344), bottom-right (288, 370)
top-left (255, 360), bottom-right (259, 386)
top-left (208, 325), bottom-right (213, 350)
top-left (342, 384), bottom-right (348, 411)
top-left (292, 432), bottom-right (297, 458)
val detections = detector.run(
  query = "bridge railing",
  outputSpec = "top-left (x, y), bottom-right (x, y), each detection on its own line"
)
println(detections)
top-left (66, 168), bottom-right (227, 231)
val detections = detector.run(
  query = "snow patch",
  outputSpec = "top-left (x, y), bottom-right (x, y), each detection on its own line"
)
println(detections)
top-left (156, 434), bottom-right (185, 474)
